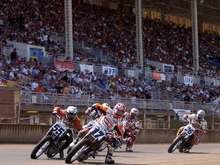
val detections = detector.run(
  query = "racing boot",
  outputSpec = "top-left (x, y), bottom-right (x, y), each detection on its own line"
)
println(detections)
top-left (125, 146), bottom-right (133, 152)
top-left (59, 150), bottom-right (64, 160)
top-left (105, 153), bottom-right (115, 164)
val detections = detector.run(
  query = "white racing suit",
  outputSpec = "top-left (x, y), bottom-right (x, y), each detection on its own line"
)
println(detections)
top-left (77, 109), bottom-right (121, 164)
top-left (177, 114), bottom-right (207, 150)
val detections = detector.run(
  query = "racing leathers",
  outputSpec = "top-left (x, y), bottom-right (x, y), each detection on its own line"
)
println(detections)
top-left (84, 103), bottom-right (106, 124)
top-left (96, 109), bottom-right (123, 164)
top-left (177, 113), bottom-right (207, 151)
top-left (123, 112), bottom-right (141, 152)
top-left (52, 107), bottom-right (82, 158)
top-left (78, 103), bottom-right (123, 164)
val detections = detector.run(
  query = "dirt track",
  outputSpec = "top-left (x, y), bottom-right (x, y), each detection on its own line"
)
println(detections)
top-left (0, 143), bottom-right (220, 165)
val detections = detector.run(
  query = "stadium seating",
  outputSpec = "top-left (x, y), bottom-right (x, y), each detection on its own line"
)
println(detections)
top-left (0, 1), bottom-right (220, 102)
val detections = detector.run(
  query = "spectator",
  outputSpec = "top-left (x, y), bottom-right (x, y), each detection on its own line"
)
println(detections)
top-left (10, 48), bottom-right (17, 63)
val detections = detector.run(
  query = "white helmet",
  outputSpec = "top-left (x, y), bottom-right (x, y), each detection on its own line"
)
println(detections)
top-left (66, 106), bottom-right (78, 120)
top-left (130, 108), bottom-right (139, 116)
top-left (197, 109), bottom-right (205, 120)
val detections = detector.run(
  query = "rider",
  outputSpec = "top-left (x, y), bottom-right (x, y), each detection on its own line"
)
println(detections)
top-left (177, 109), bottom-right (207, 152)
top-left (72, 103), bottom-right (111, 145)
top-left (52, 106), bottom-right (82, 158)
top-left (123, 107), bottom-right (141, 152)
top-left (77, 102), bottom-right (126, 164)
top-left (84, 102), bottom-right (110, 124)
top-left (102, 102), bottom-right (126, 164)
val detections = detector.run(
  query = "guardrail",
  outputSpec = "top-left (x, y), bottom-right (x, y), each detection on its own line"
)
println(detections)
top-left (20, 91), bottom-right (218, 112)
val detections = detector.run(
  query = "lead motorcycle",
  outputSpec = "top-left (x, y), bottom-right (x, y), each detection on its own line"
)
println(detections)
top-left (30, 116), bottom-right (73, 159)
top-left (65, 121), bottom-right (107, 164)
top-left (168, 123), bottom-right (204, 153)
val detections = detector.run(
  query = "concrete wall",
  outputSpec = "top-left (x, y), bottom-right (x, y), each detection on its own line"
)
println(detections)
top-left (0, 124), bottom-right (48, 143)
top-left (0, 124), bottom-right (220, 144)
top-left (0, 88), bottom-right (17, 123)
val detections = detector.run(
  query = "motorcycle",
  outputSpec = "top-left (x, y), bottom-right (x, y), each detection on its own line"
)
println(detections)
top-left (30, 116), bottom-right (73, 159)
top-left (168, 123), bottom-right (204, 153)
top-left (65, 122), bottom-right (106, 164)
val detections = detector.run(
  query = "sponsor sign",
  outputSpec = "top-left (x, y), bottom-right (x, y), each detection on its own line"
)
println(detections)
top-left (102, 66), bottom-right (118, 76)
top-left (184, 75), bottom-right (193, 86)
top-left (54, 60), bottom-right (74, 72)
top-left (79, 64), bottom-right (94, 74)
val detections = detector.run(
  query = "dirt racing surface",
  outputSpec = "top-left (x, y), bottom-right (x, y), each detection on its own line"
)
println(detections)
top-left (0, 143), bottom-right (220, 165)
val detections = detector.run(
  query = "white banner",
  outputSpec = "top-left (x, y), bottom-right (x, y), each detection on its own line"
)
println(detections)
top-left (102, 66), bottom-right (118, 76)
top-left (127, 69), bottom-right (135, 77)
top-left (173, 109), bottom-right (191, 121)
top-left (79, 64), bottom-right (94, 74)
top-left (160, 73), bottom-right (166, 81)
top-left (184, 75), bottom-right (193, 86)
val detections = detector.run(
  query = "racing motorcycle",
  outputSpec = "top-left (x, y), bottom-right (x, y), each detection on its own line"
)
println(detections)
top-left (65, 122), bottom-right (107, 164)
top-left (30, 116), bottom-right (73, 159)
top-left (168, 123), bottom-right (204, 153)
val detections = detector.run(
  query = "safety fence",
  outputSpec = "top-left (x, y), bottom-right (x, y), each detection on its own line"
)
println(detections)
top-left (20, 91), bottom-right (218, 111)
top-left (19, 91), bottom-right (220, 130)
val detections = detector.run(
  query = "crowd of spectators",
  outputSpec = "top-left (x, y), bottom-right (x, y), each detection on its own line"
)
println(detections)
top-left (158, 81), bottom-right (220, 103)
top-left (0, 1), bottom-right (220, 103)
top-left (0, 53), bottom-right (152, 99)
top-left (1, 52), bottom-right (220, 103)
top-left (1, 1), bottom-right (220, 73)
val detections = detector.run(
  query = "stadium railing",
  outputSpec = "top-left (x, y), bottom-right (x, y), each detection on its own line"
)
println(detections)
top-left (20, 91), bottom-right (218, 113)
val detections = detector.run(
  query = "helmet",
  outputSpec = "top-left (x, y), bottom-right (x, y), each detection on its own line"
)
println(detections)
top-left (130, 108), bottom-right (139, 116)
top-left (113, 103), bottom-right (126, 118)
top-left (197, 109), bottom-right (205, 120)
top-left (102, 103), bottom-right (111, 109)
top-left (66, 106), bottom-right (78, 120)
top-left (53, 106), bottom-right (61, 112)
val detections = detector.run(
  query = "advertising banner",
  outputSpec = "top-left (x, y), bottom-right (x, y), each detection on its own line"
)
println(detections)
top-left (152, 72), bottom-right (166, 81)
top-left (54, 60), bottom-right (74, 72)
top-left (184, 75), bottom-right (193, 86)
top-left (79, 64), bottom-right (94, 74)
top-left (102, 66), bottom-right (118, 76)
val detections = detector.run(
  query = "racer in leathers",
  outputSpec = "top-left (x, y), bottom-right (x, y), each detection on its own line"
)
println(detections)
top-left (177, 109), bottom-right (207, 152)
top-left (52, 106), bottom-right (82, 158)
top-left (123, 108), bottom-right (141, 152)
top-left (84, 103), bottom-right (109, 124)
top-left (70, 103), bottom-right (110, 146)
top-left (75, 102), bottom-right (126, 164)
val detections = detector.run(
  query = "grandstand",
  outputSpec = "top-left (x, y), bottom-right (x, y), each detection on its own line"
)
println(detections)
top-left (0, 0), bottom-right (220, 130)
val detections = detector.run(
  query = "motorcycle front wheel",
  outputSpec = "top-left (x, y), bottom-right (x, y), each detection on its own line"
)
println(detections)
top-left (65, 135), bottom-right (92, 164)
top-left (168, 135), bottom-right (184, 153)
top-left (30, 136), bottom-right (51, 159)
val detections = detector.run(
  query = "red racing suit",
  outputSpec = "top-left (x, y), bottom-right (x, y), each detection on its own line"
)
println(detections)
top-left (53, 107), bottom-right (82, 133)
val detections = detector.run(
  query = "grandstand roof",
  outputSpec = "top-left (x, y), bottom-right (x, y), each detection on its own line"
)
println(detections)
top-left (113, 0), bottom-right (220, 25)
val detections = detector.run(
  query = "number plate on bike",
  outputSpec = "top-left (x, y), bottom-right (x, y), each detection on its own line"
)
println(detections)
top-left (51, 122), bottom-right (67, 137)
top-left (90, 126), bottom-right (105, 141)
top-left (184, 124), bottom-right (195, 136)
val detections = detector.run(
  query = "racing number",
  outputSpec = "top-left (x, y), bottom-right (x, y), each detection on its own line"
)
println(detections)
top-left (186, 126), bottom-right (194, 135)
top-left (52, 124), bottom-right (65, 137)
top-left (91, 128), bottom-right (105, 139)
